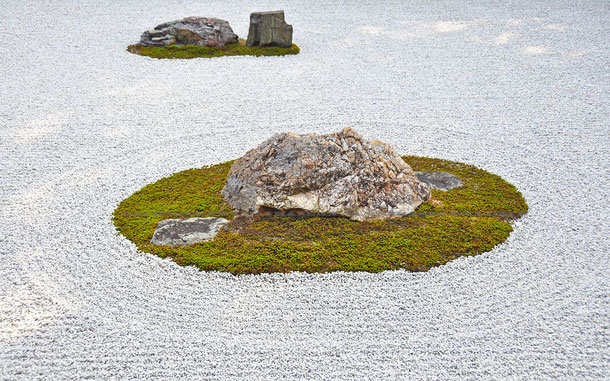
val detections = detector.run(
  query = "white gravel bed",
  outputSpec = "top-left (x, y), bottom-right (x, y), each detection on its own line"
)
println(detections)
top-left (1, 0), bottom-right (608, 379)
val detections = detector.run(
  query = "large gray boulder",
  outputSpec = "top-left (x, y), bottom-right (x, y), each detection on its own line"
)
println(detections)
top-left (221, 127), bottom-right (430, 221)
top-left (139, 17), bottom-right (239, 48)
top-left (151, 217), bottom-right (228, 246)
top-left (246, 10), bottom-right (293, 48)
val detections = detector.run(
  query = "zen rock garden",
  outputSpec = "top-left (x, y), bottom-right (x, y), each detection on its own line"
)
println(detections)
top-left (129, 11), bottom-right (298, 59)
top-left (115, 11), bottom-right (528, 274)
top-left (114, 127), bottom-right (528, 273)
top-left (5, 1), bottom-right (604, 377)
top-left (152, 128), bottom-right (443, 246)
top-left (149, 128), bottom-right (468, 247)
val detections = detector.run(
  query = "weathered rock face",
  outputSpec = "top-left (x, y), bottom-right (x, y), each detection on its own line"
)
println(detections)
top-left (415, 171), bottom-right (463, 191)
top-left (139, 17), bottom-right (239, 48)
top-left (151, 217), bottom-right (228, 246)
top-left (222, 127), bottom-right (431, 221)
top-left (246, 10), bottom-right (293, 48)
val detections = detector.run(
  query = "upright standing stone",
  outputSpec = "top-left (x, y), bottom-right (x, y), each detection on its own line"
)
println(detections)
top-left (246, 10), bottom-right (293, 48)
top-left (415, 171), bottom-right (464, 191)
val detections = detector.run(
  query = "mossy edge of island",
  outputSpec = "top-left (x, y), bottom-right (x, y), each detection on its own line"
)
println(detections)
top-left (112, 156), bottom-right (528, 275)
top-left (127, 39), bottom-right (300, 59)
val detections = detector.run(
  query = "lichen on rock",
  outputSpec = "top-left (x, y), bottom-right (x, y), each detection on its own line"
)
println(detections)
top-left (221, 127), bottom-right (431, 221)
top-left (139, 16), bottom-right (239, 48)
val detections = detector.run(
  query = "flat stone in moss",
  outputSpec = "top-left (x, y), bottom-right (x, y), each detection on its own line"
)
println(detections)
top-left (151, 217), bottom-right (229, 246)
top-left (416, 171), bottom-right (463, 191)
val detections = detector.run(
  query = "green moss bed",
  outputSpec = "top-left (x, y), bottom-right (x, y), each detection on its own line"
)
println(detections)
top-left (113, 156), bottom-right (528, 274)
top-left (127, 39), bottom-right (300, 59)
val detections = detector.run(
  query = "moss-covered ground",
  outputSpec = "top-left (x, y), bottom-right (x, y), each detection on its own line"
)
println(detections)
top-left (127, 39), bottom-right (300, 59)
top-left (113, 156), bottom-right (528, 274)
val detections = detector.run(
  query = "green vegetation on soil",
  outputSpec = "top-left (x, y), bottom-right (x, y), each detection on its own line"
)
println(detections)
top-left (127, 39), bottom-right (300, 59)
top-left (113, 156), bottom-right (528, 274)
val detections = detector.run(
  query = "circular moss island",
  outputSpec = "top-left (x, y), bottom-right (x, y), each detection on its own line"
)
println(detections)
top-left (113, 156), bottom-right (528, 274)
top-left (127, 39), bottom-right (300, 59)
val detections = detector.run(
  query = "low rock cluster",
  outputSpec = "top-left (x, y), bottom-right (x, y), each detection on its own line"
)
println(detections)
top-left (139, 16), bottom-right (238, 48)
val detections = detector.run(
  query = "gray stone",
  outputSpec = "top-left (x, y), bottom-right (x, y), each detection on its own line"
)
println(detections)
top-left (138, 17), bottom-right (238, 48)
top-left (246, 10), bottom-right (293, 48)
top-left (154, 19), bottom-right (183, 30)
top-left (150, 217), bottom-right (229, 246)
top-left (222, 127), bottom-right (430, 221)
top-left (173, 27), bottom-right (205, 45)
top-left (415, 171), bottom-right (464, 191)
top-left (148, 29), bottom-right (165, 37)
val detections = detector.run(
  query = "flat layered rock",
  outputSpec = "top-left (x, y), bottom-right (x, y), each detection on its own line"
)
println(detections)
top-left (139, 17), bottom-right (238, 48)
top-left (150, 217), bottom-right (228, 246)
top-left (415, 171), bottom-right (464, 191)
top-left (222, 127), bottom-right (430, 221)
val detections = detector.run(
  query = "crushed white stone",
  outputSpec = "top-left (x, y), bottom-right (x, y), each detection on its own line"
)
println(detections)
top-left (0, 0), bottom-right (608, 379)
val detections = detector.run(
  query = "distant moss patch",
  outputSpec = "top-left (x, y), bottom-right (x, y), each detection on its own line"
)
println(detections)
top-left (113, 156), bottom-right (528, 274)
top-left (127, 39), bottom-right (300, 59)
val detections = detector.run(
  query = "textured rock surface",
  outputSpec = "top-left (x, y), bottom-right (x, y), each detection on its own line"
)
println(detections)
top-left (416, 171), bottom-right (463, 191)
top-left (150, 217), bottom-right (228, 246)
top-left (246, 10), bottom-right (293, 48)
top-left (222, 127), bottom-right (430, 221)
top-left (139, 17), bottom-right (238, 47)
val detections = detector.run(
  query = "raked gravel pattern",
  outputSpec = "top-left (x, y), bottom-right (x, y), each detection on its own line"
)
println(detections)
top-left (0, 0), bottom-right (609, 379)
